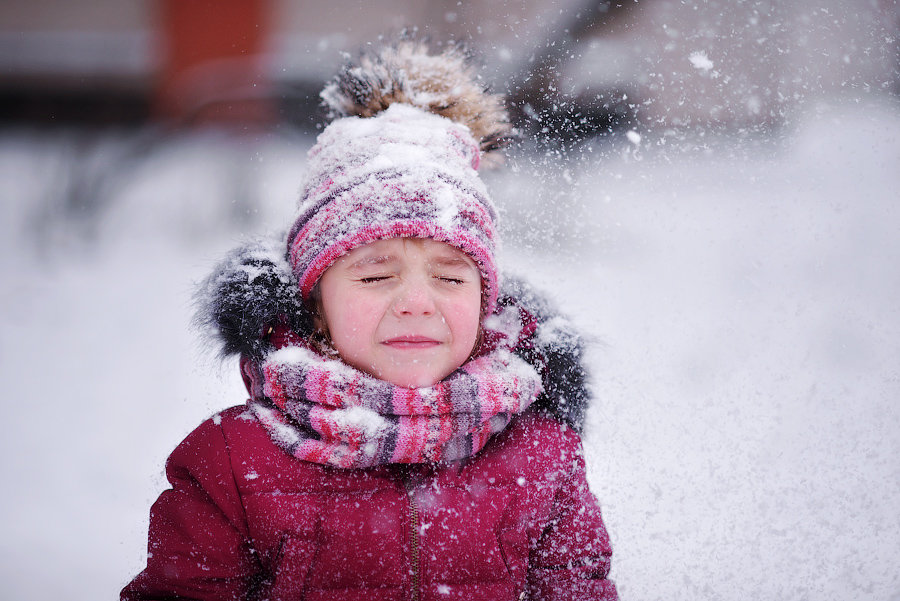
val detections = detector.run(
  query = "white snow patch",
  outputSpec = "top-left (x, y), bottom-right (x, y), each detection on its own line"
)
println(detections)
top-left (484, 305), bottom-right (524, 346)
top-left (333, 406), bottom-right (391, 439)
top-left (267, 345), bottom-right (311, 365)
top-left (535, 317), bottom-right (570, 348)
top-left (238, 263), bottom-right (267, 284)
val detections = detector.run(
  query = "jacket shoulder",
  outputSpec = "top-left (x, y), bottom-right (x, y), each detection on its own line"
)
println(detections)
top-left (166, 406), bottom-right (256, 465)
top-left (504, 411), bottom-right (585, 455)
top-left (456, 411), bottom-right (586, 489)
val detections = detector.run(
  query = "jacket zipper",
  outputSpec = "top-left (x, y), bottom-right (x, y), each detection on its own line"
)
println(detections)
top-left (406, 480), bottom-right (421, 601)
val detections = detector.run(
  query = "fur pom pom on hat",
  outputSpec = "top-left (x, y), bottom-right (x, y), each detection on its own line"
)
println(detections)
top-left (286, 41), bottom-right (511, 313)
top-left (320, 40), bottom-right (512, 155)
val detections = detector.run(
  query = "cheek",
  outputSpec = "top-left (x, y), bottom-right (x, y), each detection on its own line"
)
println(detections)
top-left (446, 298), bottom-right (482, 347)
top-left (326, 294), bottom-right (383, 340)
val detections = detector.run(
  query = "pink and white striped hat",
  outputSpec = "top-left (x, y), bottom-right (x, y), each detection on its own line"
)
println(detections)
top-left (285, 41), bottom-right (512, 314)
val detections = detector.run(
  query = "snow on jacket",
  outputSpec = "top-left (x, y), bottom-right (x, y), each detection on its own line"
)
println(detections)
top-left (121, 238), bottom-right (617, 600)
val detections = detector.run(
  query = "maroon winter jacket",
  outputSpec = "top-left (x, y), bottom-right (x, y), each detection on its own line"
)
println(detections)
top-left (121, 406), bottom-right (615, 601)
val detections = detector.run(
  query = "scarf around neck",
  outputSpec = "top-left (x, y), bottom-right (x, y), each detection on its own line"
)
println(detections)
top-left (245, 341), bottom-right (543, 469)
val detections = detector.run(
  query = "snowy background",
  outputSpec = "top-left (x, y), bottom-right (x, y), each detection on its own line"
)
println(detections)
top-left (3, 94), bottom-right (898, 601)
top-left (2, 2), bottom-right (900, 599)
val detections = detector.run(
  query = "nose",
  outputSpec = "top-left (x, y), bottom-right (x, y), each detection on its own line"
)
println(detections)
top-left (392, 278), bottom-right (436, 316)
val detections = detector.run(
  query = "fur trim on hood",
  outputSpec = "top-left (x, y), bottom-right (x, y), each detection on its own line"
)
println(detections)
top-left (196, 235), bottom-right (591, 433)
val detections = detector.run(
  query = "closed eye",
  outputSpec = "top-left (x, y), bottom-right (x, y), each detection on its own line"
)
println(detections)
top-left (436, 276), bottom-right (466, 284)
top-left (359, 276), bottom-right (391, 283)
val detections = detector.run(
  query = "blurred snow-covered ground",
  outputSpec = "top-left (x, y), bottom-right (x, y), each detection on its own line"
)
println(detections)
top-left (1, 96), bottom-right (898, 600)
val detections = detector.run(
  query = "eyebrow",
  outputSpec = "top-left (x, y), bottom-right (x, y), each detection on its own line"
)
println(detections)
top-left (346, 255), bottom-right (399, 270)
top-left (430, 256), bottom-right (476, 269)
top-left (344, 252), bottom-right (476, 271)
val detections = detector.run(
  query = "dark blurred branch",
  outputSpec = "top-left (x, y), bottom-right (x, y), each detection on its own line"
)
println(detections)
top-left (508, 0), bottom-right (642, 145)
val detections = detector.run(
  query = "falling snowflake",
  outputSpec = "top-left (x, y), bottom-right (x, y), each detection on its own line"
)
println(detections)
top-left (689, 51), bottom-right (714, 71)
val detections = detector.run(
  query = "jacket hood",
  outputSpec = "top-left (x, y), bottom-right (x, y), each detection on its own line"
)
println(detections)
top-left (196, 234), bottom-right (592, 433)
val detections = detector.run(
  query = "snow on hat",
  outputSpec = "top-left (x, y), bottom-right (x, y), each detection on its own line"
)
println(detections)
top-left (286, 40), bottom-right (512, 313)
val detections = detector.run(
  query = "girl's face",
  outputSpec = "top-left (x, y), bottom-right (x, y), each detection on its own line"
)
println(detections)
top-left (316, 238), bottom-right (482, 389)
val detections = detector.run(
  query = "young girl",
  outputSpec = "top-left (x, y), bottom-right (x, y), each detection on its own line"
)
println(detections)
top-left (122, 40), bottom-right (617, 601)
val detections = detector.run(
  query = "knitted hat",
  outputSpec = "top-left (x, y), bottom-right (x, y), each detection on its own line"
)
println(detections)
top-left (286, 41), bottom-right (512, 313)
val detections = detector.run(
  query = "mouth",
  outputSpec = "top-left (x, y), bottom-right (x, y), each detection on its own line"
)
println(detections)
top-left (381, 335), bottom-right (442, 349)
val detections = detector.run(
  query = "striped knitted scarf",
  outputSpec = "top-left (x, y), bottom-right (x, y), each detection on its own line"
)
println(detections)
top-left (245, 344), bottom-right (543, 469)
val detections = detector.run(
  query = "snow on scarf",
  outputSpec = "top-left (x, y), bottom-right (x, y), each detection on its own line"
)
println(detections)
top-left (244, 344), bottom-right (542, 469)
